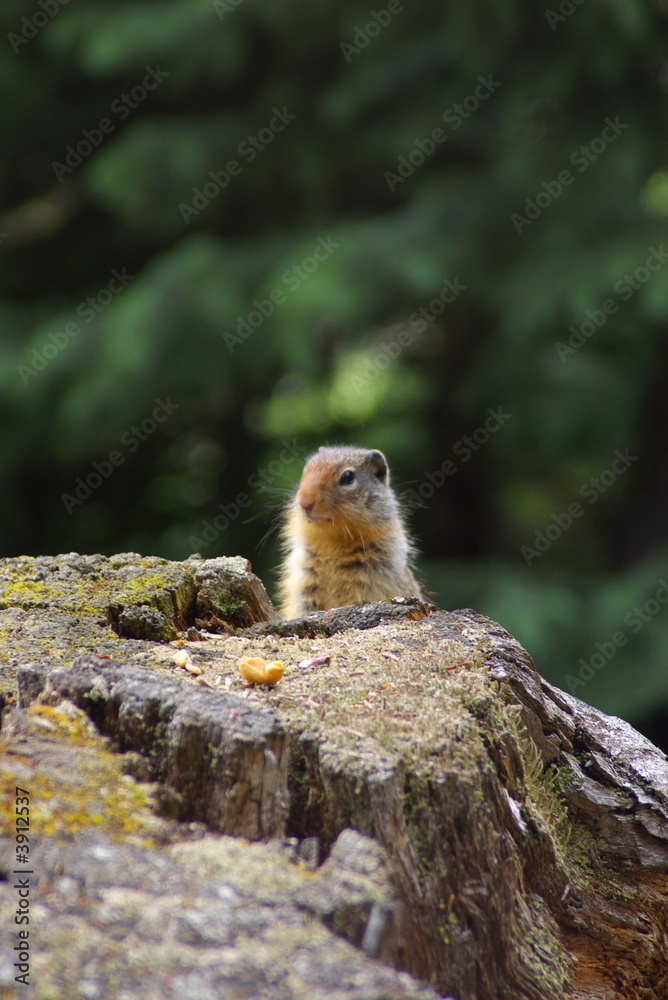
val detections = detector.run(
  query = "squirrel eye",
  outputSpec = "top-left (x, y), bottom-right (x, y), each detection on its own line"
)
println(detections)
top-left (339, 469), bottom-right (356, 486)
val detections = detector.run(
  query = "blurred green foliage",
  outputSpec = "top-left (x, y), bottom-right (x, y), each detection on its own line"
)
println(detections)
top-left (2, 0), bottom-right (668, 735)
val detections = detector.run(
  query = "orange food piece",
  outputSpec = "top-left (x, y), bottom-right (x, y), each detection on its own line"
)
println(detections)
top-left (238, 656), bottom-right (284, 685)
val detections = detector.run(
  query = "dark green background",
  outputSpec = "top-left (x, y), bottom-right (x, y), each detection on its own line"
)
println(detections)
top-left (2, 0), bottom-right (668, 744)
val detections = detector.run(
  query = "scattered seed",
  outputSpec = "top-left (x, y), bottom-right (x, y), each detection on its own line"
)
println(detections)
top-left (298, 655), bottom-right (331, 670)
top-left (238, 656), bottom-right (285, 686)
top-left (173, 649), bottom-right (202, 675)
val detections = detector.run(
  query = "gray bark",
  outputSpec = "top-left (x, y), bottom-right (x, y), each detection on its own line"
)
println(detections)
top-left (1, 552), bottom-right (667, 1000)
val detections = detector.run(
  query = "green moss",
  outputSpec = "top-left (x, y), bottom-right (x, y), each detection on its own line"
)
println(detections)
top-left (403, 773), bottom-right (432, 879)
top-left (331, 905), bottom-right (351, 936)
top-left (562, 822), bottom-right (598, 884)
top-left (204, 578), bottom-right (246, 617)
top-left (460, 691), bottom-right (494, 720)
top-left (470, 695), bottom-right (573, 855)
top-left (518, 895), bottom-right (572, 992)
top-left (0, 703), bottom-right (164, 845)
top-left (0, 556), bottom-right (194, 625)
top-left (519, 734), bottom-right (572, 852)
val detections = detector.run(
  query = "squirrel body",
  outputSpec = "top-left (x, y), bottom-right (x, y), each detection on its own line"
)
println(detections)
top-left (278, 445), bottom-right (423, 618)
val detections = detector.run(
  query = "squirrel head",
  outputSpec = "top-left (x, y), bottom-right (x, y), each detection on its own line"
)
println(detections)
top-left (294, 446), bottom-right (396, 534)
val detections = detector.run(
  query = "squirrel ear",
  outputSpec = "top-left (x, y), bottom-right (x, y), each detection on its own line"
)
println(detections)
top-left (368, 450), bottom-right (388, 482)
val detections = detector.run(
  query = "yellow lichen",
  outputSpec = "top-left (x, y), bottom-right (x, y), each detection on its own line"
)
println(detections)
top-left (0, 703), bottom-right (165, 845)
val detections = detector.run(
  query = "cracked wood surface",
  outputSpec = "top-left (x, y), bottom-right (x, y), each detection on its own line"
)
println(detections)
top-left (1, 552), bottom-right (668, 999)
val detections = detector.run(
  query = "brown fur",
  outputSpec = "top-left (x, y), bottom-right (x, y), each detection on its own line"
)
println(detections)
top-left (278, 446), bottom-right (423, 618)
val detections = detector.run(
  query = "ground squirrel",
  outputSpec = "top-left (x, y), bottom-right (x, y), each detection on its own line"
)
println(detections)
top-left (278, 445), bottom-right (424, 618)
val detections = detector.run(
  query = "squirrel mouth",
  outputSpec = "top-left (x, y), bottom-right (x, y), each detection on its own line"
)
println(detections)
top-left (301, 510), bottom-right (332, 523)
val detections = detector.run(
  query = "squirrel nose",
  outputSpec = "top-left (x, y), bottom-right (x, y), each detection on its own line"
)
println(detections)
top-left (298, 490), bottom-right (316, 513)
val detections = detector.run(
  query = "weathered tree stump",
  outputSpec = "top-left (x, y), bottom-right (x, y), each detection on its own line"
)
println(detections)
top-left (1, 552), bottom-right (667, 1000)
